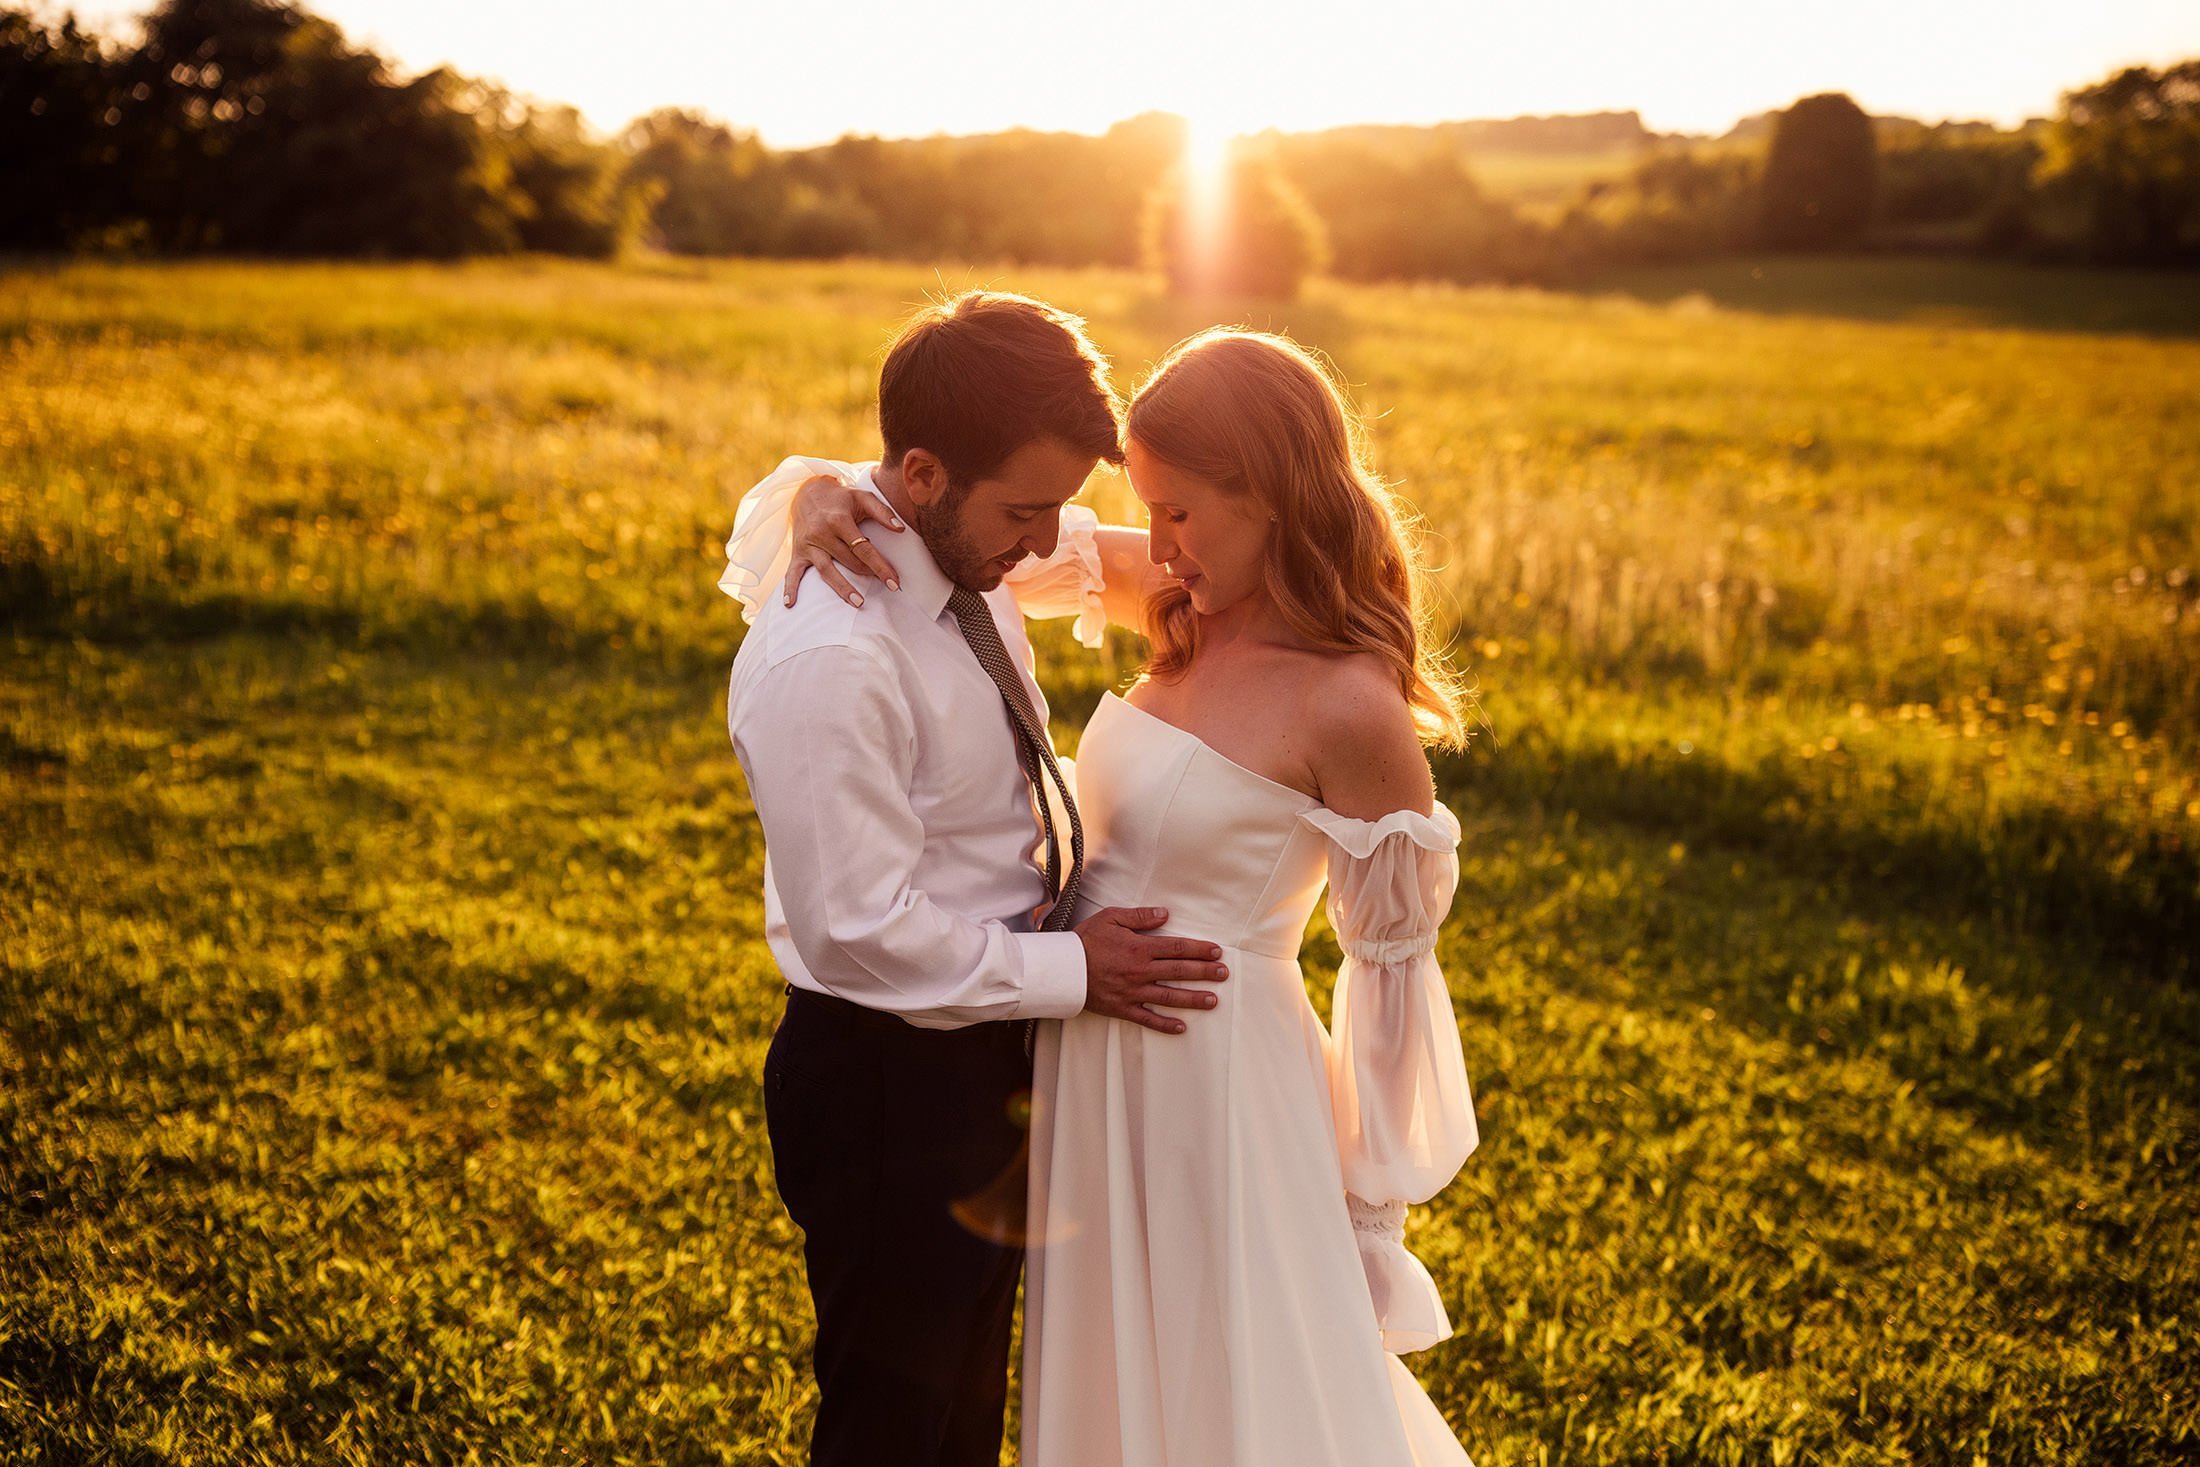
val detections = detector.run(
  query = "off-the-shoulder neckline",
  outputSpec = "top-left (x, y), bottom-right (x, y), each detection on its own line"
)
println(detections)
top-left (1099, 693), bottom-right (1461, 849)
top-left (1100, 692), bottom-right (1318, 806)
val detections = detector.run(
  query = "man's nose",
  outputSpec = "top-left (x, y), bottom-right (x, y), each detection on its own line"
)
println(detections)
top-left (1025, 516), bottom-right (1062, 560)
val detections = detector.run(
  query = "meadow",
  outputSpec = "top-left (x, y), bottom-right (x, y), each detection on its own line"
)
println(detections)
top-left (2, 254), bottom-right (2196, 1464)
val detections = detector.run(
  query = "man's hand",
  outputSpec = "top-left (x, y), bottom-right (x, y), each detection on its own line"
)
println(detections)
top-left (785, 474), bottom-right (907, 607)
top-left (1075, 906), bottom-right (1228, 1035)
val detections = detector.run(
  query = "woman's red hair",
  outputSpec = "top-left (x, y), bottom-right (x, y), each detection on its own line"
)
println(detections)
top-left (1127, 329), bottom-right (1472, 749)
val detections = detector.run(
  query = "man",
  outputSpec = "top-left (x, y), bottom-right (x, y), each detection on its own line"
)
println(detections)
top-left (722, 292), bottom-right (1230, 1467)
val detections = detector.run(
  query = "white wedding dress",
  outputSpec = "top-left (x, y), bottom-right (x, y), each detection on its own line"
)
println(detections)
top-left (716, 458), bottom-right (1481, 1466)
top-left (1023, 692), bottom-right (1479, 1467)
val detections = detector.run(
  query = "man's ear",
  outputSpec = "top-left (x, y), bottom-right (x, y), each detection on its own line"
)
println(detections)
top-left (901, 449), bottom-right (953, 510)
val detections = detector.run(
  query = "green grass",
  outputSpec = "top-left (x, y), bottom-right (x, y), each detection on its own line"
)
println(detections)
top-left (2, 255), bottom-right (2196, 1464)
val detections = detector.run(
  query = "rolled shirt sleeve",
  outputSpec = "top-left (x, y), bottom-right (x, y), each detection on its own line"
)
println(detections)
top-left (733, 641), bottom-right (1087, 1028)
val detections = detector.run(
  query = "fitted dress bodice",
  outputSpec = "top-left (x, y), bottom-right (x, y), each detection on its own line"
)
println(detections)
top-left (1070, 692), bottom-right (1328, 958)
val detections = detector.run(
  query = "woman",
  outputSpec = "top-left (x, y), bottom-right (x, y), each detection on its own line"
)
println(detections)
top-left (771, 329), bottom-right (1481, 1465)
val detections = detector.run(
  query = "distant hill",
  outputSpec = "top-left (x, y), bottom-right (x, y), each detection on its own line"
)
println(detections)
top-left (1251, 112), bottom-right (1652, 156)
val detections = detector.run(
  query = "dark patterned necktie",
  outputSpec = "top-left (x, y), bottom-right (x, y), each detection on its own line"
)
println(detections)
top-left (945, 585), bottom-right (1084, 932)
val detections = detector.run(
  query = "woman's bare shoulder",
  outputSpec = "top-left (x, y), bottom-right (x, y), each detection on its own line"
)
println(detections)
top-left (1294, 651), bottom-right (1434, 819)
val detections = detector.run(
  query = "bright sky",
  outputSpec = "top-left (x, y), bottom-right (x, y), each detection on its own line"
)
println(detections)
top-left (61, 0), bottom-right (2200, 145)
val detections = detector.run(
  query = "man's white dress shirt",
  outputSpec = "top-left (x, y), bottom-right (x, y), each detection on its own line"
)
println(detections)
top-left (721, 457), bottom-right (1110, 1030)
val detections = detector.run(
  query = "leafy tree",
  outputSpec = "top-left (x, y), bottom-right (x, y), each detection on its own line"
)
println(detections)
top-left (1877, 126), bottom-right (2040, 228)
top-left (1561, 146), bottom-right (1762, 268)
top-left (494, 98), bottom-right (646, 258)
top-left (2037, 62), bottom-right (2200, 264)
top-left (1760, 92), bottom-right (1877, 249)
top-left (0, 9), bottom-right (129, 248)
top-left (1276, 133), bottom-right (1537, 284)
top-left (120, 0), bottom-right (523, 255)
top-left (622, 108), bottom-right (796, 255)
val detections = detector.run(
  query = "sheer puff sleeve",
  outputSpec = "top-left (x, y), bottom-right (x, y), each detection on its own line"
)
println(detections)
top-left (1000, 503), bottom-right (1107, 648)
top-left (716, 458), bottom-right (1107, 648)
top-left (1298, 803), bottom-right (1479, 1355)
top-left (717, 455), bottom-right (865, 622)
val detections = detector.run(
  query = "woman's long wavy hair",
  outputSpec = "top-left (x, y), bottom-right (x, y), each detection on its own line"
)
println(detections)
top-left (1127, 328), bottom-right (1474, 750)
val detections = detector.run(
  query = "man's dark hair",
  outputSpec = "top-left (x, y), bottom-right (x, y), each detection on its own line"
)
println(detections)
top-left (878, 291), bottom-right (1125, 486)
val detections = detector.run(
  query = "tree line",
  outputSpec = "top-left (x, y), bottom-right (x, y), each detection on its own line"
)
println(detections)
top-left (5, 0), bottom-right (2196, 290)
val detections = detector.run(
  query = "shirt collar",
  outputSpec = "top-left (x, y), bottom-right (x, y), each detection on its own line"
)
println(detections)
top-left (854, 463), bottom-right (957, 624)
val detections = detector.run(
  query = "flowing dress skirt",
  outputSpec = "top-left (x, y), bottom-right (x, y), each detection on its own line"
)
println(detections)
top-left (1021, 943), bottom-right (1469, 1467)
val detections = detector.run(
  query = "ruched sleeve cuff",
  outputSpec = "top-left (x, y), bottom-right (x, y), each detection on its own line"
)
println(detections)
top-left (1348, 1194), bottom-right (1454, 1354)
top-left (717, 455), bottom-right (868, 623)
top-left (1001, 503), bottom-right (1108, 647)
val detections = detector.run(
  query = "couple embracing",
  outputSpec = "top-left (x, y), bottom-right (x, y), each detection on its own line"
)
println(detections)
top-left (722, 291), bottom-right (1483, 1467)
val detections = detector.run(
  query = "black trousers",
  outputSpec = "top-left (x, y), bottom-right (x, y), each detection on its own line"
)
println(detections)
top-left (763, 986), bottom-right (1033, 1467)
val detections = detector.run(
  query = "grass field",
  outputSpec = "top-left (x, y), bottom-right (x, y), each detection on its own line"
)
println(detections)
top-left (3, 254), bottom-right (2197, 1464)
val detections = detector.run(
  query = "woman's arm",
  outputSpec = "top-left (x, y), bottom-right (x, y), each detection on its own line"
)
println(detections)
top-left (1093, 527), bottom-right (1166, 637)
top-left (786, 474), bottom-right (1166, 638)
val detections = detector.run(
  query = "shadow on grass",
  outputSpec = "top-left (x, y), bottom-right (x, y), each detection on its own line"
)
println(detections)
top-left (1437, 740), bottom-right (2200, 1179)
top-left (2, 566), bottom-right (733, 679)
top-left (1578, 255), bottom-right (2200, 339)
top-left (1450, 733), bottom-right (2198, 988)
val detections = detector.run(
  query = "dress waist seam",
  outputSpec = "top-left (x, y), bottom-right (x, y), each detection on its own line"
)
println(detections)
top-left (1078, 886), bottom-right (1302, 961)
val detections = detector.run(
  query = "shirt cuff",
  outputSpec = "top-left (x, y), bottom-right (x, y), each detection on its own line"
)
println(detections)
top-left (1012, 930), bottom-right (1087, 1019)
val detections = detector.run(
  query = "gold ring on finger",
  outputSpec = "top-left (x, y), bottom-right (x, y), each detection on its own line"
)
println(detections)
top-left (849, 536), bottom-right (870, 547)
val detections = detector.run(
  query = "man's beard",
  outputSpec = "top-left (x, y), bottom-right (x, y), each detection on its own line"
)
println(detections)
top-left (914, 484), bottom-right (1013, 589)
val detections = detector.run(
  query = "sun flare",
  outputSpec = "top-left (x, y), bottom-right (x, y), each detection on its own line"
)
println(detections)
top-left (1182, 112), bottom-right (1234, 196)
top-left (1176, 111), bottom-right (1237, 265)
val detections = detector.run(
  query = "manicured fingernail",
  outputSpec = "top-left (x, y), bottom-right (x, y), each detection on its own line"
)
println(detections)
top-left (887, 579), bottom-right (900, 591)
top-left (850, 592), bottom-right (864, 607)
top-left (890, 517), bottom-right (905, 529)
